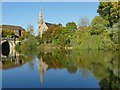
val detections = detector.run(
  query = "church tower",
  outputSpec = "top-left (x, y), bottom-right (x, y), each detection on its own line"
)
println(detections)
top-left (38, 8), bottom-right (43, 27)
top-left (38, 8), bottom-right (48, 37)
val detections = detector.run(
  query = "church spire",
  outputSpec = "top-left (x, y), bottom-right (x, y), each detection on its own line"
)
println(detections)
top-left (38, 8), bottom-right (48, 37)
top-left (40, 8), bottom-right (42, 17)
top-left (38, 8), bottom-right (43, 25)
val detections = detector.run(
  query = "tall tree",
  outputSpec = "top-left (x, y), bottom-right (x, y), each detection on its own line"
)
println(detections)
top-left (91, 16), bottom-right (109, 35)
top-left (78, 16), bottom-right (90, 27)
top-left (27, 24), bottom-right (34, 36)
top-left (97, 2), bottom-right (119, 27)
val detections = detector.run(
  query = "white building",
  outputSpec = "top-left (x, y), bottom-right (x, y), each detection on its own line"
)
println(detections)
top-left (38, 9), bottom-right (48, 37)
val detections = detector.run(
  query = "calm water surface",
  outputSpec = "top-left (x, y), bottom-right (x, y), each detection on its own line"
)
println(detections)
top-left (1, 49), bottom-right (119, 88)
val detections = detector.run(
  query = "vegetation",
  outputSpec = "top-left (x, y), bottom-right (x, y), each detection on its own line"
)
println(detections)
top-left (2, 47), bottom-right (120, 88)
top-left (97, 2), bottom-right (119, 27)
top-left (66, 21), bottom-right (77, 30)
top-left (36, 2), bottom-right (120, 51)
top-left (78, 16), bottom-right (90, 27)
top-left (36, 18), bottom-right (119, 50)
top-left (15, 25), bottom-right (38, 54)
top-left (1, 2), bottom-right (119, 88)
top-left (1, 2), bottom-right (119, 51)
top-left (2, 29), bottom-right (15, 38)
top-left (15, 36), bottom-right (38, 54)
top-left (36, 22), bottom-right (76, 48)
top-left (90, 16), bottom-right (109, 35)
top-left (2, 25), bottom-right (25, 38)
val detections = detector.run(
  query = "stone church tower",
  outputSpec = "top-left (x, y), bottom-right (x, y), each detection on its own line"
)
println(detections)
top-left (38, 9), bottom-right (48, 37)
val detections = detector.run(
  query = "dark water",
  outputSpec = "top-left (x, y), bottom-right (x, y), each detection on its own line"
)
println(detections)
top-left (1, 49), bottom-right (120, 88)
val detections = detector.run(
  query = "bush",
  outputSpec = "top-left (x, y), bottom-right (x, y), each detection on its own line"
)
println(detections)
top-left (90, 16), bottom-right (109, 35)
top-left (16, 36), bottom-right (38, 54)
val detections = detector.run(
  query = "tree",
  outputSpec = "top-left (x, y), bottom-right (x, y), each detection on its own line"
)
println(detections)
top-left (57, 23), bottom-right (62, 27)
top-left (90, 16), bottom-right (109, 35)
top-left (0, 29), bottom-right (2, 35)
top-left (66, 22), bottom-right (77, 30)
top-left (19, 31), bottom-right (31, 40)
top-left (108, 20), bottom-right (120, 45)
top-left (27, 24), bottom-right (34, 35)
top-left (20, 36), bottom-right (38, 51)
top-left (97, 2), bottom-right (119, 27)
top-left (78, 16), bottom-right (90, 27)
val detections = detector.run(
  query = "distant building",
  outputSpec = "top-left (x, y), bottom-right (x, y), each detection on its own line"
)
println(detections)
top-left (1, 25), bottom-right (25, 37)
top-left (38, 9), bottom-right (52, 37)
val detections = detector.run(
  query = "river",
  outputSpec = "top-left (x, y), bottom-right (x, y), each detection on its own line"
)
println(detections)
top-left (1, 49), bottom-right (120, 88)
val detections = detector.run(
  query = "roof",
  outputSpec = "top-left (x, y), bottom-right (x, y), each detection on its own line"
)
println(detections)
top-left (1, 25), bottom-right (25, 31)
top-left (45, 22), bottom-right (53, 27)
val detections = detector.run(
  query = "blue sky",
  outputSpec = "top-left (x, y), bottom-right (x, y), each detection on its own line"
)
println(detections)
top-left (2, 2), bottom-right (99, 34)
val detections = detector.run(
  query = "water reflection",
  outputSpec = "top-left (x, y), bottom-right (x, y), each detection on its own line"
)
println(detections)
top-left (37, 50), bottom-right (119, 88)
top-left (1, 47), bottom-right (33, 69)
top-left (38, 56), bottom-right (48, 88)
top-left (1, 48), bottom-right (120, 88)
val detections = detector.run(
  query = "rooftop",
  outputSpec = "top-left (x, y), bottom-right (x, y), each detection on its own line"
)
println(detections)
top-left (1, 25), bottom-right (25, 31)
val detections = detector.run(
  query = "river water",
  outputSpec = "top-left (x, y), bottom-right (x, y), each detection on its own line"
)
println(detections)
top-left (1, 49), bottom-right (120, 88)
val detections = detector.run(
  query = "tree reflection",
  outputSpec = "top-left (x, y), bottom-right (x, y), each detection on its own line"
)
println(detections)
top-left (37, 49), bottom-right (119, 89)
top-left (79, 68), bottom-right (90, 79)
top-left (1, 48), bottom-right (119, 89)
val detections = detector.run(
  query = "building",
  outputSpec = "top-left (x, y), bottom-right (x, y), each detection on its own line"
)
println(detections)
top-left (38, 9), bottom-right (52, 37)
top-left (1, 25), bottom-right (25, 37)
top-left (38, 9), bottom-right (48, 37)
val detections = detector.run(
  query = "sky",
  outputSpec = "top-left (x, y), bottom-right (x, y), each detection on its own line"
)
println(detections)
top-left (2, 2), bottom-right (99, 34)
top-left (1, 0), bottom-right (100, 2)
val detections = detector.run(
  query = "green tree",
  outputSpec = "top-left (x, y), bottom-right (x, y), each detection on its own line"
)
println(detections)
top-left (18, 36), bottom-right (38, 52)
top-left (97, 2), bottom-right (119, 27)
top-left (90, 16), bottom-right (109, 35)
top-left (66, 22), bottom-right (77, 31)
top-left (57, 23), bottom-right (62, 27)
top-left (107, 20), bottom-right (120, 50)
top-left (19, 24), bottom-right (35, 41)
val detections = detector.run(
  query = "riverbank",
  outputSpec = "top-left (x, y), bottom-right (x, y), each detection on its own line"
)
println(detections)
top-left (37, 43), bottom-right (120, 53)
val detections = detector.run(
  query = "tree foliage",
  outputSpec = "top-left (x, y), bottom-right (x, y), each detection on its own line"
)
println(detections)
top-left (13, 2), bottom-right (120, 51)
top-left (97, 2), bottom-right (119, 27)
top-left (107, 20), bottom-right (120, 50)
top-left (37, 22), bottom-right (76, 47)
top-left (27, 24), bottom-right (34, 35)
top-left (66, 22), bottom-right (77, 30)
top-left (90, 16), bottom-right (109, 35)
top-left (78, 16), bottom-right (90, 27)
top-left (16, 36), bottom-right (38, 53)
